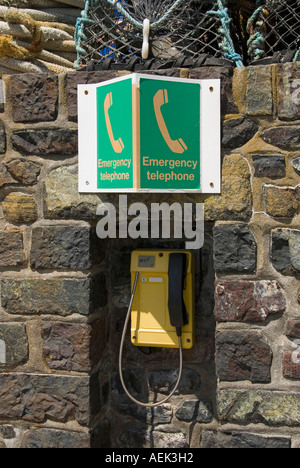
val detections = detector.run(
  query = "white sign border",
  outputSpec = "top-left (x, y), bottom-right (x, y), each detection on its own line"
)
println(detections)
top-left (78, 73), bottom-right (221, 194)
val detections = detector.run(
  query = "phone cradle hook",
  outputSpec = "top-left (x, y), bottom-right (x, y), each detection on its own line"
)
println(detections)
top-left (142, 19), bottom-right (150, 60)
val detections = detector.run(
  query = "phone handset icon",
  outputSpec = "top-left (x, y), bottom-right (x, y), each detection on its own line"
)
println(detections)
top-left (104, 92), bottom-right (125, 154)
top-left (154, 89), bottom-right (188, 154)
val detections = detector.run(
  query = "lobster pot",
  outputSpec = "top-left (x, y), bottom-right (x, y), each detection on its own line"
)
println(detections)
top-left (75, 0), bottom-right (242, 69)
top-left (226, 0), bottom-right (257, 63)
top-left (248, 0), bottom-right (300, 63)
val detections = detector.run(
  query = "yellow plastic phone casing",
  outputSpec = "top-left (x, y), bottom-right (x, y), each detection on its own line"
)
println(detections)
top-left (130, 250), bottom-right (195, 349)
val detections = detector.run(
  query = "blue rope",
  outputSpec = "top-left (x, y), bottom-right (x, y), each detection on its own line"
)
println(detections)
top-left (247, 6), bottom-right (266, 61)
top-left (74, 0), bottom-right (94, 68)
top-left (208, 0), bottom-right (243, 67)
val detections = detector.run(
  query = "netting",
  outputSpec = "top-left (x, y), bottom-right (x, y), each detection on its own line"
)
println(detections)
top-left (74, 0), bottom-right (243, 70)
top-left (247, 0), bottom-right (300, 63)
top-left (1, 0), bottom-right (300, 73)
top-left (228, 0), bottom-right (257, 63)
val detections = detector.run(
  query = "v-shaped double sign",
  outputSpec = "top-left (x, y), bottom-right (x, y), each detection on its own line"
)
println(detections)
top-left (78, 73), bottom-right (220, 193)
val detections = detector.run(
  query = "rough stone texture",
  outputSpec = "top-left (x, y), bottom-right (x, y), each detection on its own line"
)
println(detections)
top-left (263, 185), bottom-right (299, 218)
top-left (116, 396), bottom-right (173, 425)
top-left (0, 119), bottom-right (6, 153)
top-left (0, 163), bottom-right (16, 187)
top-left (1, 276), bottom-right (107, 316)
top-left (196, 400), bottom-right (213, 423)
top-left (41, 320), bottom-right (106, 372)
top-left (277, 63), bottom-right (300, 121)
top-left (271, 229), bottom-right (293, 274)
top-left (44, 165), bottom-right (101, 219)
top-left (0, 230), bottom-right (25, 267)
top-left (261, 126), bottom-right (300, 149)
top-left (11, 129), bottom-right (78, 156)
top-left (0, 373), bottom-right (93, 426)
top-left (218, 389), bottom-right (300, 427)
top-left (213, 224), bottom-right (257, 274)
top-left (148, 367), bottom-right (201, 395)
top-left (6, 159), bottom-right (41, 186)
top-left (202, 430), bottom-right (291, 449)
top-left (30, 225), bottom-right (103, 270)
top-left (282, 353), bottom-right (300, 380)
top-left (292, 157), bottom-right (300, 175)
top-left (2, 192), bottom-right (38, 224)
top-left (222, 117), bottom-right (259, 149)
top-left (10, 74), bottom-right (58, 123)
top-left (152, 431), bottom-right (188, 449)
top-left (216, 331), bottom-right (272, 383)
top-left (0, 425), bottom-right (15, 439)
top-left (0, 79), bottom-right (4, 113)
top-left (151, 405), bottom-right (172, 425)
top-left (204, 154), bottom-right (252, 221)
top-left (175, 400), bottom-right (198, 421)
top-left (215, 280), bottom-right (286, 322)
top-left (118, 425), bottom-right (151, 448)
top-left (252, 155), bottom-right (286, 178)
top-left (286, 231), bottom-right (300, 272)
top-left (271, 229), bottom-right (300, 275)
top-left (175, 399), bottom-right (213, 423)
top-left (0, 324), bottom-right (28, 367)
top-left (286, 320), bottom-right (300, 339)
top-left (20, 428), bottom-right (90, 449)
top-left (246, 65), bottom-right (273, 116)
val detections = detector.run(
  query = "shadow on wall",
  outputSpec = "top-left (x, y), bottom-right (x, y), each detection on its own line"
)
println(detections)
top-left (93, 224), bottom-right (216, 449)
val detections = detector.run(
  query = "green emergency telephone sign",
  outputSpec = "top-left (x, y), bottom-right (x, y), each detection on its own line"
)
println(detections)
top-left (97, 78), bottom-right (133, 190)
top-left (78, 73), bottom-right (221, 193)
top-left (140, 78), bottom-right (200, 190)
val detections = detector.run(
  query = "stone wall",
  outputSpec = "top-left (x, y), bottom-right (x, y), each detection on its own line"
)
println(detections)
top-left (0, 63), bottom-right (300, 448)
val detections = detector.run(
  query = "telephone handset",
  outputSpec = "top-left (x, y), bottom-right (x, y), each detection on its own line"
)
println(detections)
top-left (168, 253), bottom-right (189, 336)
top-left (104, 92), bottom-right (125, 153)
top-left (153, 89), bottom-right (188, 154)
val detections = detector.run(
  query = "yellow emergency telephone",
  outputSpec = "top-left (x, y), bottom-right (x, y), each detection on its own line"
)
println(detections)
top-left (119, 250), bottom-right (195, 407)
top-left (130, 250), bottom-right (194, 349)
